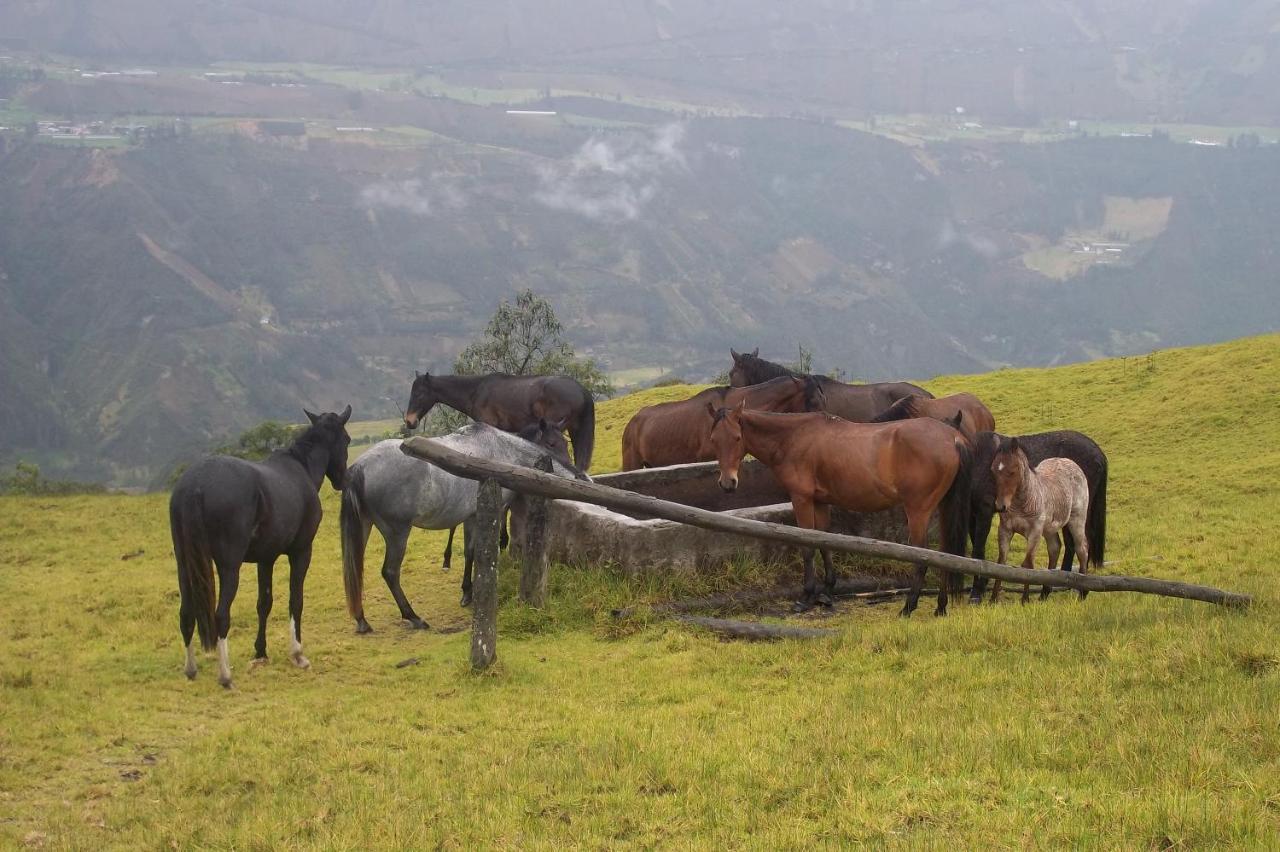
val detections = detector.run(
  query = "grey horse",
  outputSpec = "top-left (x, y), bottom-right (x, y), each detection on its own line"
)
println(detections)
top-left (339, 423), bottom-right (588, 633)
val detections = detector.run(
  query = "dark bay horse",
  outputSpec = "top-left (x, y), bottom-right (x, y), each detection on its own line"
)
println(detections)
top-left (170, 406), bottom-right (351, 687)
top-left (728, 348), bottom-right (931, 422)
top-left (871, 392), bottom-right (996, 440)
top-left (988, 441), bottom-right (1091, 604)
top-left (621, 375), bottom-right (824, 470)
top-left (340, 423), bottom-right (589, 629)
top-left (403, 372), bottom-right (595, 471)
top-left (967, 430), bottom-right (1108, 603)
top-left (708, 404), bottom-right (972, 615)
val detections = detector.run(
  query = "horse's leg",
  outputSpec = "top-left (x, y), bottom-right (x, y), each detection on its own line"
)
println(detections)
top-left (441, 526), bottom-right (455, 572)
top-left (1041, 533), bottom-right (1061, 602)
top-left (990, 522), bottom-right (1012, 604)
top-left (813, 504), bottom-right (836, 607)
top-left (791, 497), bottom-right (819, 612)
top-left (900, 507), bottom-right (932, 617)
top-left (253, 558), bottom-right (276, 662)
top-left (969, 502), bottom-right (995, 603)
top-left (286, 546), bottom-right (312, 669)
top-left (1019, 528), bottom-right (1042, 605)
top-left (180, 602), bottom-right (197, 680)
top-left (380, 526), bottom-right (428, 628)
top-left (211, 554), bottom-right (241, 689)
top-left (1060, 527), bottom-right (1077, 575)
top-left (1068, 514), bottom-right (1090, 600)
top-left (461, 521), bottom-right (474, 608)
top-left (500, 508), bottom-right (510, 552)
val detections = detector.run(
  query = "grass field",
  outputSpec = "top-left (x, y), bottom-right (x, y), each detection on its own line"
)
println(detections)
top-left (3, 335), bottom-right (1280, 848)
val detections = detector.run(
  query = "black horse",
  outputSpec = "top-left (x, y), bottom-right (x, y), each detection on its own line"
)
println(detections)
top-left (170, 406), bottom-right (351, 687)
top-left (728, 348), bottom-right (932, 421)
top-left (403, 372), bottom-right (595, 471)
top-left (967, 430), bottom-right (1108, 603)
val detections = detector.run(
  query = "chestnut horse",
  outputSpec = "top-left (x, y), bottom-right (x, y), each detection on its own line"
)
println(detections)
top-left (987, 438), bottom-right (1090, 603)
top-left (621, 375), bottom-right (824, 470)
top-left (727, 348), bottom-right (931, 422)
top-left (871, 392), bottom-right (996, 440)
top-left (708, 404), bottom-right (973, 615)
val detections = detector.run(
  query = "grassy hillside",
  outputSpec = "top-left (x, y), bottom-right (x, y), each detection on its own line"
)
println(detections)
top-left (2, 334), bottom-right (1279, 848)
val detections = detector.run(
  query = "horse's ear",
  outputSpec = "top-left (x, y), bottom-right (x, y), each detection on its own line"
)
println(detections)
top-left (734, 398), bottom-right (746, 415)
top-left (1009, 436), bottom-right (1022, 455)
top-left (339, 404), bottom-right (352, 425)
top-left (990, 433), bottom-right (1001, 453)
top-left (554, 417), bottom-right (569, 431)
top-left (303, 409), bottom-right (320, 425)
top-left (751, 347), bottom-right (759, 357)
top-left (414, 369), bottom-right (422, 379)
top-left (949, 411), bottom-right (963, 429)
top-left (539, 417), bottom-right (548, 431)
top-left (730, 348), bottom-right (741, 362)
top-left (705, 400), bottom-right (719, 418)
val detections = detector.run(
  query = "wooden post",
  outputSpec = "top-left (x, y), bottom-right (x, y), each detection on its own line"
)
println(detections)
top-left (519, 455), bottom-right (553, 607)
top-left (399, 437), bottom-right (1253, 610)
top-left (471, 477), bottom-right (501, 671)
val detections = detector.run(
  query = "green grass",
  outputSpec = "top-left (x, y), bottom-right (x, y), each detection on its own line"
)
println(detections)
top-left (3, 334), bottom-right (1280, 848)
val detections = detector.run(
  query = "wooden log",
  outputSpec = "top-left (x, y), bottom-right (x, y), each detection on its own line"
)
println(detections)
top-left (610, 576), bottom-right (907, 619)
top-left (519, 455), bottom-right (553, 607)
top-left (400, 438), bottom-right (1252, 609)
top-left (470, 477), bottom-right (501, 671)
top-left (671, 615), bottom-right (837, 641)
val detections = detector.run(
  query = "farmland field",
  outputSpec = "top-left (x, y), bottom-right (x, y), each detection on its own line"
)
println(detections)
top-left (2, 334), bottom-right (1279, 848)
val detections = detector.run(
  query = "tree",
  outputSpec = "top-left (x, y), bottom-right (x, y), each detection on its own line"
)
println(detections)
top-left (215, 420), bottom-right (303, 461)
top-left (421, 290), bottom-right (613, 436)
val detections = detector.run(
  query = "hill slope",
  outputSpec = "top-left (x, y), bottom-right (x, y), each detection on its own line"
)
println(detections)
top-left (2, 333), bottom-right (1279, 847)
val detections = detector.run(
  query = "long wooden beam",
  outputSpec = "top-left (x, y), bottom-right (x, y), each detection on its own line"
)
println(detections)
top-left (399, 437), bottom-right (1252, 609)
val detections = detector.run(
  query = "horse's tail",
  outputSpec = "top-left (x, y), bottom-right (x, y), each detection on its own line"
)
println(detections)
top-left (340, 465), bottom-right (370, 620)
top-left (621, 414), bottom-right (643, 471)
top-left (1087, 460), bottom-right (1107, 568)
top-left (870, 395), bottom-right (917, 424)
top-left (939, 436), bottom-right (974, 558)
top-left (572, 392), bottom-right (596, 473)
top-left (172, 486), bottom-right (217, 651)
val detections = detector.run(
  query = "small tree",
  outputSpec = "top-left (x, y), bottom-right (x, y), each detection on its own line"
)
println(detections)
top-left (421, 290), bottom-right (613, 435)
top-left (215, 420), bottom-right (303, 461)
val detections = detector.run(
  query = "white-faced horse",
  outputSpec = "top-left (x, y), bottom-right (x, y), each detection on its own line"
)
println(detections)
top-left (339, 423), bottom-right (588, 633)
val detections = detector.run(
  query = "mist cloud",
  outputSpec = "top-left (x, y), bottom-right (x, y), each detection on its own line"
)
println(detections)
top-left (534, 123), bottom-right (687, 222)
top-left (360, 174), bottom-right (467, 217)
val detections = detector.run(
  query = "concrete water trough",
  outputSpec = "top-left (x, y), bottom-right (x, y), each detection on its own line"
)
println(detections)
top-left (512, 458), bottom-right (913, 575)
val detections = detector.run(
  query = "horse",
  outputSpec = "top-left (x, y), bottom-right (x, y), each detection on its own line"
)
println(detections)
top-left (621, 375), bottom-right (825, 470)
top-left (986, 438), bottom-right (1091, 603)
top-left (871, 392), bottom-right (996, 440)
top-left (340, 423), bottom-right (589, 632)
top-left (403, 372), bottom-right (595, 471)
top-left (437, 420), bottom-right (573, 572)
top-left (967, 430), bottom-right (1107, 603)
top-left (707, 403), bottom-right (972, 615)
top-left (170, 406), bottom-right (352, 688)
top-left (727, 348), bottom-right (932, 421)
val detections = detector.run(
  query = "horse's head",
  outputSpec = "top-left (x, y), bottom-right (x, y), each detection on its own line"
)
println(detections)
top-left (403, 371), bottom-right (436, 429)
top-left (707, 399), bottom-right (747, 492)
top-left (516, 418), bottom-right (575, 470)
top-left (991, 435), bottom-right (1028, 513)
top-left (801, 375), bottom-right (827, 413)
top-left (728, 347), bottom-right (759, 388)
top-left (303, 404), bottom-right (353, 490)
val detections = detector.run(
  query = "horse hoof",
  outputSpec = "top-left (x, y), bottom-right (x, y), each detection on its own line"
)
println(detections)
top-left (355, 620), bottom-right (373, 635)
top-left (460, 595), bottom-right (472, 608)
top-left (184, 667), bottom-right (197, 681)
top-left (934, 608), bottom-right (948, 618)
top-left (218, 677), bottom-right (233, 689)
top-left (968, 595), bottom-right (983, 606)
top-left (898, 606), bottom-right (914, 618)
top-left (791, 600), bottom-right (814, 614)
top-left (291, 653), bottom-right (311, 670)
top-left (250, 657), bottom-right (268, 668)
top-left (409, 618), bottom-right (430, 631)
top-left (817, 593), bottom-right (835, 609)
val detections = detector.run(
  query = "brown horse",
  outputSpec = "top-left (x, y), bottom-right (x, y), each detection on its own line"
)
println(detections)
top-left (871, 392), bottom-right (996, 440)
top-left (621, 376), bottom-right (824, 470)
top-left (403, 372), bottom-right (595, 471)
top-left (728, 348), bottom-right (932, 421)
top-left (708, 404), bottom-right (972, 615)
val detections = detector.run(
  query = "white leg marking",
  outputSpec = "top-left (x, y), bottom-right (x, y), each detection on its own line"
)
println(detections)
top-left (217, 637), bottom-right (232, 688)
top-left (289, 617), bottom-right (310, 670)
top-left (184, 643), bottom-right (198, 680)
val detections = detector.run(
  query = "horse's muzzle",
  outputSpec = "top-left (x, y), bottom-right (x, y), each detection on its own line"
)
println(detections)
top-left (403, 412), bottom-right (419, 429)
top-left (719, 477), bottom-right (738, 493)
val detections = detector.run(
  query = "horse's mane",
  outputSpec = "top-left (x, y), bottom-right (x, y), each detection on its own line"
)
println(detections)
top-left (869, 395), bottom-right (920, 423)
top-left (280, 421), bottom-right (334, 463)
top-left (738, 353), bottom-right (798, 383)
